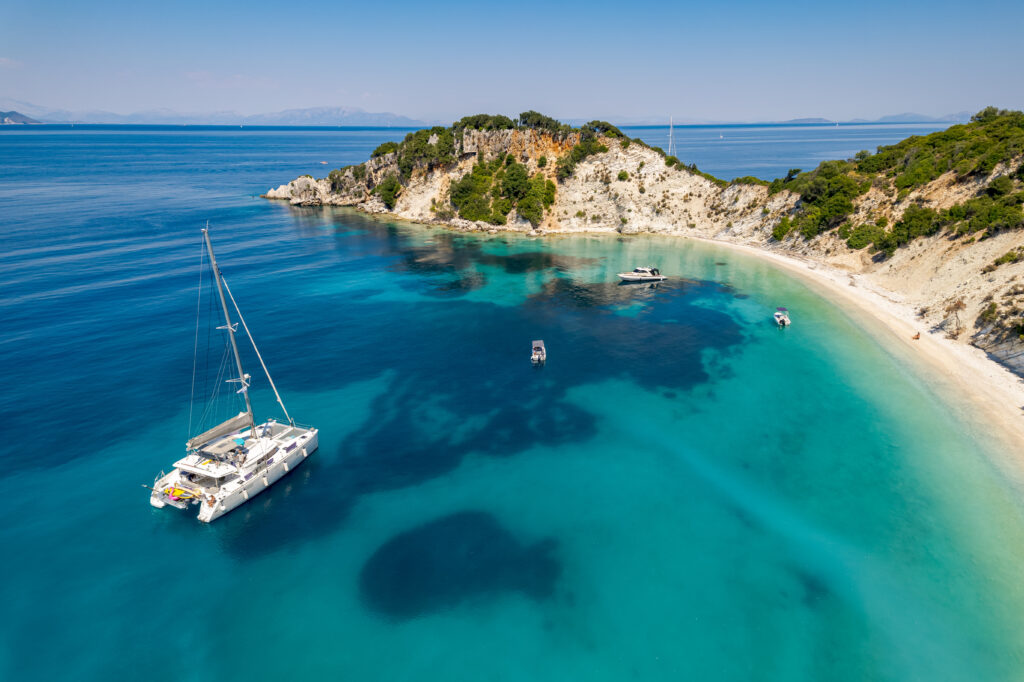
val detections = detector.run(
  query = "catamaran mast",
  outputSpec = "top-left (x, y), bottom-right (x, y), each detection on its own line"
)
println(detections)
top-left (202, 227), bottom-right (256, 432)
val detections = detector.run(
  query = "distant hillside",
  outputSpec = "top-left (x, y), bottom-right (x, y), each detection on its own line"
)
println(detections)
top-left (0, 110), bottom-right (40, 124)
top-left (875, 111), bottom-right (973, 123)
top-left (782, 118), bottom-right (834, 124)
top-left (241, 107), bottom-right (425, 127)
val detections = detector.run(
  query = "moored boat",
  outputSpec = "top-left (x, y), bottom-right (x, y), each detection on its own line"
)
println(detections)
top-left (774, 307), bottom-right (791, 327)
top-left (618, 266), bottom-right (665, 282)
top-left (147, 227), bottom-right (319, 523)
top-left (531, 340), bottom-right (547, 364)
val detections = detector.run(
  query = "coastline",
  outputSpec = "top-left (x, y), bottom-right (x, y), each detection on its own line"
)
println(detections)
top-left (691, 235), bottom-right (1024, 484)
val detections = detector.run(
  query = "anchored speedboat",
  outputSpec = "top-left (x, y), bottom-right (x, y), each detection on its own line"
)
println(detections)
top-left (774, 307), bottom-right (791, 327)
top-left (531, 340), bottom-right (547, 364)
top-left (147, 227), bottom-right (319, 523)
top-left (618, 266), bottom-right (666, 282)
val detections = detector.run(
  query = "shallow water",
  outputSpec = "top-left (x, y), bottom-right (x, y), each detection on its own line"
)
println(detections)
top-left (1, 126), bottom-right (1023, 681)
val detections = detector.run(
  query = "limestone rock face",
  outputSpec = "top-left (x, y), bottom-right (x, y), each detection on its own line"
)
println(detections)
top-left (265, 176), bottom-right (336, 205)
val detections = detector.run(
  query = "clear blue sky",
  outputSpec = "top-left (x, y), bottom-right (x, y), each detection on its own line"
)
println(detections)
top-left (2, 0), bottom-right (1022, 121)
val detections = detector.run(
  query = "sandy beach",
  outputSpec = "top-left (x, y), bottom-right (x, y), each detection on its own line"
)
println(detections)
top-left (693, 235), bottom-right (1024, 485)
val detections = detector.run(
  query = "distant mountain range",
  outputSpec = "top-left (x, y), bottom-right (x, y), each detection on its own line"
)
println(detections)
top-left (0, 97), bottom-right (976, 127)
top-left (612, 112), bottom-right (974, 126)
top-left (1, 110), bottom-right (41, 124)
top-left (847, 111), bottom-right (974, 124)
top-left (0, 98), bottom-right (428, 126)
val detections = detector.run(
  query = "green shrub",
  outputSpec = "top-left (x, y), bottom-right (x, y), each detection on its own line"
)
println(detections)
top-left (987, 175), bottom-right (1014, 196)
top-left (618, 170), bottom-right (629, 181)
top-left (501, 161), bottom-right (529, 200)
top-left (620, 138), bottom-right (631, 149)
top-left (537, 156), bottom-right (547, 168)
top-left (582, 120), bottom-right (624, 138)
top-left (375, 175), bottom-right (401, 210)
top-left (457, 114), bottom-right (516, 131)
top-left (665, 156), bottom-right (679, 167)
top-left (846, 222), bottom-right (886, 250)
top-left (994, 249), bottom-right (1022, 266)
top-left (371, 141), bottom-right (399, 157)
top-left (733, 176), bottom-right (770, 186)
top-left (518, 111), bottom-right (570, 135)
top-left (491, 197), bottom-right (512, 217)
top-left (772, 218), bottom-right (792, 240)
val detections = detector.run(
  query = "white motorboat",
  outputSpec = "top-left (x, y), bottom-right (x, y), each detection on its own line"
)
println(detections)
top-left (531, 340), bottom-right (547, 364)
top-left (774, 307), bottom-right (791, 327)
top-left (618, 266), bottom-right (666, 282)
top-left (148, 227), bottom-right (319, 523)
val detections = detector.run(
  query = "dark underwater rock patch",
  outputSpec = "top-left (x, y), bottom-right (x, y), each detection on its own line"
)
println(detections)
top-left (359, 511), bottom-right (560, 619)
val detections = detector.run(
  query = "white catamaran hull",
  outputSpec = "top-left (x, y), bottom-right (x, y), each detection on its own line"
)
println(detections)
top-left (200, 429), bottom-right (319, 523)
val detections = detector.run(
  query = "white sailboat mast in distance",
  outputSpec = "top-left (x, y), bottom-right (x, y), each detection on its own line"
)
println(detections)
top-left (667, 115), bottom-right (675, 158)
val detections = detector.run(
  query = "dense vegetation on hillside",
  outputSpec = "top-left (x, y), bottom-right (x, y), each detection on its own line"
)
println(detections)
top-left (771, 108), bottom-right (1024, 252)
top-left (324, 112), bottom-right (574, 223)
top-left (447, 152), bottom-right (555, 226)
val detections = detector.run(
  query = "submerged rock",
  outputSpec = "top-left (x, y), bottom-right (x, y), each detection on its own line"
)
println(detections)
top-left (359, 511), bottom-right (560, 619)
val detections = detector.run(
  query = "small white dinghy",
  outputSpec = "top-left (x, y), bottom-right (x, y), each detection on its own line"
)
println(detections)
top-left (618, 266), bottom-right (666, 282)
top-left (531, 340), bottom-right (547, 364)
top-left (774, 307), bottom-right (791, 327)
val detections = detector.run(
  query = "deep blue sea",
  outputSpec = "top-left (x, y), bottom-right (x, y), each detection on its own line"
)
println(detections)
top-left (3, 122), bottom-right (1024, 681)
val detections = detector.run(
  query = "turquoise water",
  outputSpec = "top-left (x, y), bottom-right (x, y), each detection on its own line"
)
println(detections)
top-left (2, 126), bottom-right (1024, 680)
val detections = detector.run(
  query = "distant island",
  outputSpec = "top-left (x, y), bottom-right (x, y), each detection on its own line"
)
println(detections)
top-left (266, 107), bottom-right (1024, 379)
top-left (780, 118), bottom-right (835, 124)
top-left (0, 110), bottom-right (40, 124)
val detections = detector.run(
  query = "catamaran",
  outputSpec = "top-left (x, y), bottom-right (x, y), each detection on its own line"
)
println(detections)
top-left (148, 227), bottom-right (319, 523)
